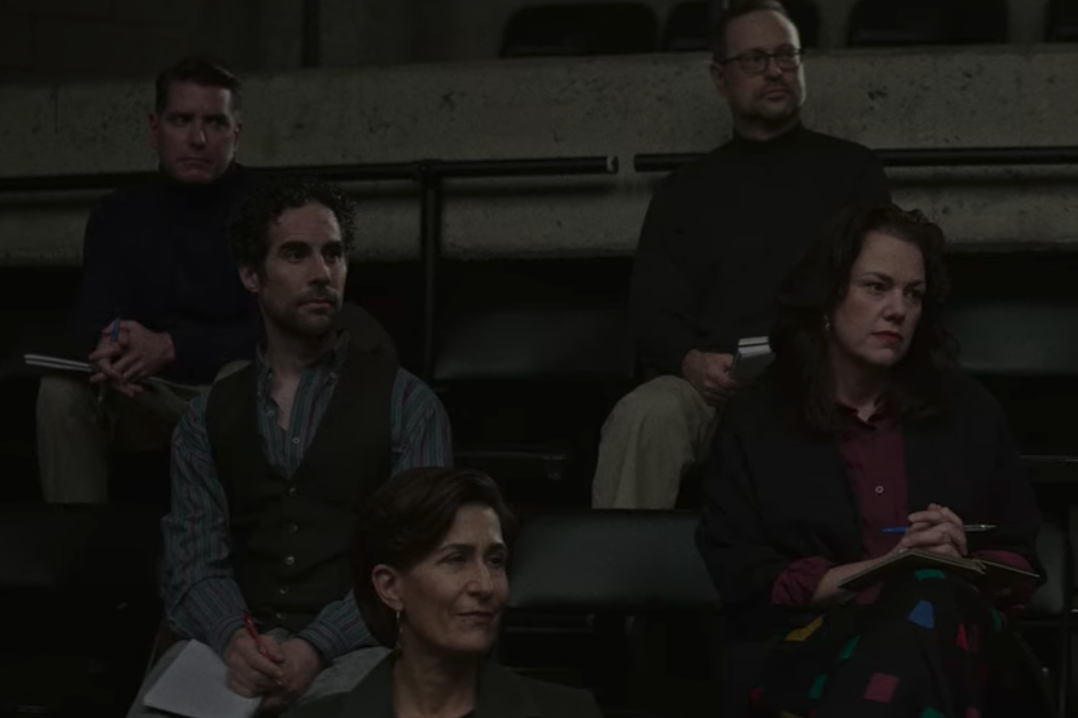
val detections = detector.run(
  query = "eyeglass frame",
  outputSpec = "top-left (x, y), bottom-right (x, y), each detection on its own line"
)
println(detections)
top-left (719, 47), bottom-right (806, 76)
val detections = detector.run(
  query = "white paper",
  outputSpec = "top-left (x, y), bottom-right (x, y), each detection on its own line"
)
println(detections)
top-left (143, 641), bottom-right (262, 718)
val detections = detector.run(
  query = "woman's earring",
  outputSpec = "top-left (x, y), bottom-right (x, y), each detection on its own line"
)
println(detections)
top-left (394, 610), bottom-right (403, 655)
top-left (823, 316), bottom-right (832, 332)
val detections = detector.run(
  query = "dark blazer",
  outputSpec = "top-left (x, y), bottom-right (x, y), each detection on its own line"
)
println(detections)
top-left (287, 655), bottom-right (604, 718)
top-left (695, 372), bottom-right (1042, 716)
top-left (696, 371), bottom-right (1042, 642)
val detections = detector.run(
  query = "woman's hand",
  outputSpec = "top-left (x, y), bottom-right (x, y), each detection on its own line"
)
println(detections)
top-left (900, 503), bottom-right (968, 557)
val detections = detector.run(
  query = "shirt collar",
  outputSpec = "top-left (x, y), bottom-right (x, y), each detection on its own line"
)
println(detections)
top-left (255, 330), bottom-right (350, 398)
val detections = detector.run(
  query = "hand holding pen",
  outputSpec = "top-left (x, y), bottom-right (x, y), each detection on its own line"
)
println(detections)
top-left (890, 503), bottom-right (972, 557)
top-left (223, 611), bottom-right (285, 698)
top-left (94, 317), bottom-right (122, 407)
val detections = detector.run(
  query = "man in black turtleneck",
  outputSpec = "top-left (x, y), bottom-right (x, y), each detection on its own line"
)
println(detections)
top-left (36, 57), bottom-right (260, 504)
top-left (592, 0), bottom-right (890, 509)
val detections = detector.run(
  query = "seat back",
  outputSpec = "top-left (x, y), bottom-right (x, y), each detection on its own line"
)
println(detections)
top-left (501, 3), bottom-right (658, 57)
top-left (431, 259), bottom-right (635, 508)
top-left (0, 503), bottom-right (163, 715)
top-left (1027, 519), bottom-right (1069, 617)
top-left (946, 297), bottom-right (1078, 455)
top-left (508, 510), bottom-right (718, 612)
top-left (433, 303), bottom-right (634, 384)
top-left (1047, 0), bottom-right (1078, 41)
top-left (662, 0), bottom-right (819, 52)
top-left (947, 299), bottom-right (1078, 377)
top-left (849, 0), bottom-right (1006, 46)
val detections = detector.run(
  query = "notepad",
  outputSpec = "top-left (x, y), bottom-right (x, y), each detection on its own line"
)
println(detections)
top-left (24, 353), bottom-right (199, 394)
top-left (143, 640), bottom-right (262, 718)
top-left (730, 336), bottom-right (773, 382)
top-left (838, 549), bottom-right (1040, 594)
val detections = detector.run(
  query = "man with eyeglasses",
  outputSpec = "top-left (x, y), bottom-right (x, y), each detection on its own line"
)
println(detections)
top-left (593, 0), bottom-right (890, 510)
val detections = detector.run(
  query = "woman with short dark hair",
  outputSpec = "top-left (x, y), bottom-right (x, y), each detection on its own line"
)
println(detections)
top-left (288, 467), bottom-right (602, 718)
top-left (697, 205), bottom-right (1052, 717)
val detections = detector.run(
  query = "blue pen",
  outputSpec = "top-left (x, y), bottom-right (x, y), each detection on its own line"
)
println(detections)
top-left (96, 317), bottom-right (122, 406)
top-left (881, 524), bottom-right (996, 534)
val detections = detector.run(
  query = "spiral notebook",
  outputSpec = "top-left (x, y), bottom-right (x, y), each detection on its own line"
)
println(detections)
top-left (23, 353), bottom-right (199, 394)
top-left (142, 640), bottom-right (262, 718)
top-left (838, 549), bottom-right (1040, 594)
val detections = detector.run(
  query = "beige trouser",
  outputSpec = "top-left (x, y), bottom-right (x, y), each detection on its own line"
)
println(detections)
top-left (126, 630), bottom-right (389, 717)
top-left (35, 376), bottom-right (186, 504)
top-left (35, 362), bottom-right (252, 505)
top-left (591, 375), bottom-right (718, 510)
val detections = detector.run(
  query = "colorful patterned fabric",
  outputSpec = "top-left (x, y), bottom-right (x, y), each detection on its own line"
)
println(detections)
top-left (749, 573), bottom-right (1053, 717)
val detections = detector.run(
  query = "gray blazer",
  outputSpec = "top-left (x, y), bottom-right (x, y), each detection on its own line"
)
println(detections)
top-left (286, 655), bottom-right (604, 718)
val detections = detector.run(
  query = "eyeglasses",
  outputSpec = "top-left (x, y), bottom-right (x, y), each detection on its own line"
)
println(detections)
top-left (721, 48), bottom-right (804, 75)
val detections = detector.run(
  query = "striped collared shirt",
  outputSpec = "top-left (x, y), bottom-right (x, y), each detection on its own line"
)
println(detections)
top-left (162, 334), bottom-right (452, 660)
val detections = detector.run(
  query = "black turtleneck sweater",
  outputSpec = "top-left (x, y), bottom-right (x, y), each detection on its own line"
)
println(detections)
top-left (630, 125), bottom-right (890, 377)
top-left (71, 164), bottom-right (262, 385)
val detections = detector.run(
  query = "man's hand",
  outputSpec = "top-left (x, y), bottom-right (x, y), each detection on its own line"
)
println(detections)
top-left (260, 638), bottom-right (322, 712)
top-left (223, 628), bottom-right (286, 698)
top-left (900, 503), bottom-right (968, 557)
top-left (88, 320), bottom-right (175, 396)
top-left (681, 350), bottom-right (739, 406)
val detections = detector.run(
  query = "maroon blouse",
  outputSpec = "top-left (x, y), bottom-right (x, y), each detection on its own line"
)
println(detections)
top-left (770, 409), bottom-right (1033, 607)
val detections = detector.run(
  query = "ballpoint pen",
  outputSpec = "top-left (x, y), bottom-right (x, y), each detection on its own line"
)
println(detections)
top-left (96, 317), bottom-right (122, 406)
top-left (880, 524), bottom-right (997, 534)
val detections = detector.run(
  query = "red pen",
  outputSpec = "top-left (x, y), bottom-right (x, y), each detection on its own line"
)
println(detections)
top-left (242, 610), bottom-right (270, 657)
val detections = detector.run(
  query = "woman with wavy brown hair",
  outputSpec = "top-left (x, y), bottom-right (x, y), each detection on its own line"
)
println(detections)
top-left (697, 205), bottom-right (1052, 717)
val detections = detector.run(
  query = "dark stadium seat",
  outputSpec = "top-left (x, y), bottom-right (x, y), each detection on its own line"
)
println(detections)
top-left (431, 260), bottom-right (636, 509)
top-left (662, 0), bottom-right (820, 53)
top-left (0, 503), bottom-right (162, 715)
top-left (848, 0), bottom-right (1007, 46)
top-left (504, 510), bottom-right (719, 717)
top-left (1046, 0), bottom-right (1078, 41)
top-left (501, 3), bottom-right (659, 58)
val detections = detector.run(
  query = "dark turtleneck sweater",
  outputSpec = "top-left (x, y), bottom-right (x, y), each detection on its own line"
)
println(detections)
top-left (630, 124), bottom-right (890, 377)
top-left (71, 163), bottom-right (262, 385)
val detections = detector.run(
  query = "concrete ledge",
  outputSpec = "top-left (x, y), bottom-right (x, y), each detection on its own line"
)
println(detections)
top-left (2, 47), bottom-right (1078, 265)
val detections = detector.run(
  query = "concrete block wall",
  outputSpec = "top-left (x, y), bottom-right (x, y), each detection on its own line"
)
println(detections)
top-left (1, 47), bottom-right (1077, 265)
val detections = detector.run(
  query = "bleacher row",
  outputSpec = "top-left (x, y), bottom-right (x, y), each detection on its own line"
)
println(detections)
top-left (1, 147), bottom-right (1078, 715)
top-left (3, 249), bottom-right (1078, 716)
top-left (500, 0), bottom-right (1078, 57)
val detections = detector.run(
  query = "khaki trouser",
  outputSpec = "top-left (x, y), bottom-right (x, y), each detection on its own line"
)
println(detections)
top-left (35, 362), bottom-right (249, 505)
top-left (591, 375), bottom-right (718, 510)
top-left (126, 630), bottom-right (389, 717)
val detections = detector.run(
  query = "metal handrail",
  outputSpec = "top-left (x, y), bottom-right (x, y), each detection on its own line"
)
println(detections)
top-left (634, 146), bottom-right (1078, 173)
top-left (0, 154), bottom-right (620, 380)
top-left (0, 156), bottom-right (619, 194)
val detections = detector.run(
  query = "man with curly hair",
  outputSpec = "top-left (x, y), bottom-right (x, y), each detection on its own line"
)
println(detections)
top-left (128, 175), bottom-right (452, 716)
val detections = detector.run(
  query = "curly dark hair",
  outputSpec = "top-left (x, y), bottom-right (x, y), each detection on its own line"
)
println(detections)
top-left (770, 204), bottom-right (956, 432)
top-left (228, 174), bottom-right (357, 272)
top-left (351, 467), bottom-right (516, 648)
top-left (711, 0), bottom-right (794, 62)
top-left (154, 56), bottom-right (241, 113)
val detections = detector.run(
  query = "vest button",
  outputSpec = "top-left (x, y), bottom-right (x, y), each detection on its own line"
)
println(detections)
top-left (279, 585), bottom-right (290, 595)
top-left (291, 436), bottom-right (301, 445)
top-left (284, 555), bottom-right (295, 566)
top-left (287, 487), bottom-right (298, 497)
top-left (275, 611), bottom-right (287, 621)
top-left (287, 523), bottom-right (299, 534)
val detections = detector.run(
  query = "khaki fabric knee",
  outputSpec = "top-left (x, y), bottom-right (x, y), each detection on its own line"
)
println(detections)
top-left (591, 375), bottom-right (717, 509)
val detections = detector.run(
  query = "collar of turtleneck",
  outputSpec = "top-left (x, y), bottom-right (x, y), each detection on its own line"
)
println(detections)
top-left (729, 122), bottom-right (806, 154)
top-left (158, 161), bottom-right (244, 204)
